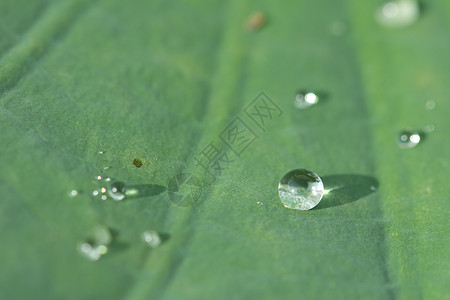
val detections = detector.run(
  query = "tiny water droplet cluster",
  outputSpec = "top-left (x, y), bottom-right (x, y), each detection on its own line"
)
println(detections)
top-left (91, 175), bottom-right (127, 201)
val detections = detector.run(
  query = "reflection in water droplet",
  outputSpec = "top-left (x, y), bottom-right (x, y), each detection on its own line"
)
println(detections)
top-left (425, 100), bottom-right (436, 110)
top-left (278, 169), bottom-right (324, 210)
top-left (108, 181), bottom-right (127, 201)
top-left (295, 92), bottom-right (319, 110)
top-left (398, 130), bottom-right (421, 148)
top-left (96, 175), bottom-right (102, 180)
top-left (101, 195), bottom-right (107, 200)
top-left (92, 189), bottom-right (99, 197)
top-left (69, 190), bottom-right (78, 197)
top-left (256, 201), bottom-right (264, 206)
top-left (141, 230), bottom-right (161, 248)
top-left (375, 0), bottom-right (419, 27)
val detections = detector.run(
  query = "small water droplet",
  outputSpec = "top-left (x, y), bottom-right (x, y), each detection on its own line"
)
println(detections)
top-left (398, 130), bottom-right (421, 148)
top-left (79, 242), bottom-right (108, 261)
top-left (370, 186), bottom-right (377, 191)
top-left (98, 150), bottom-right (106, 154)
top-left (69, 189), bottom-right (78, 197)
top-left (93, 226), bottom-right (112, 245)
top-left (92, 189), bottom-right (99, 197)
top-left (278, 169), bottom-right (324, 210)
top-left (96, 175), bottom-right (102, 180)
top-left (100, 187), bottom-right (106, 194)
top-left (375, 0), bottom-right (419, 27)
top-left (330, 21), bottom-right (348, 36)
top-left (108, 181), bottom-right (127, 201)
top-left (425, 100), bottom-right (436, 110)
top-left (424, 124), bottom-right (435, 133)
top-left (103, 166), bottom-right (111, 170)
top-left (101, 195), bottom-right (107, 200)
top-left (141, 230), bottom-right (161, 248)
top-left (104, 177), bottom-right (111, 182)
top-left (295, 92), bottom-right (319, 110)
top-left (256, 201), bottom-right (264, 206)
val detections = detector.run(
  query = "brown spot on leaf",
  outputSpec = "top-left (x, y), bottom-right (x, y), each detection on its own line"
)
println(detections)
top-left (133, 159), bottom-right (143, 168)
top-left (245, 12), bottom-right (267, 32)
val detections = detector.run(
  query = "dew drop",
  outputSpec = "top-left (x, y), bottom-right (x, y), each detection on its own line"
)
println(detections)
top-left (278, 169), bottom-right (324, 210)
top-left (96, 175), bottom-right (102, 180)
top-left (92, 189), bottom-right (99, 197)
top-left (141, 230), bottom-right (161, 248)
top-left (425, 100), bottom-right (436, 110)
top-left (78, 242), bottom-right (108, 261)
top-left (370, 185), bottom-right (377, 191)
top-left (98, 150), bottom-right (106, 154)
top-left (101, 195), bottom-right (107, 200)
top-left (398, 130), bottom-right (421, 148)
top-left (108, 181), bottom-right (127, 201)
top-left (100, 187), bottom-right (106, 194)
top-left (424, 124), bottom-right (435, 133)
top-left (375, 0), bottom-right (420, 28)
top-left (69, 189), bottom-right (78, 198)
top-left (330, 21), bottom-right (348, 36)
top-left (93, 226), bottom-right (112, 245)
top-left (96, 245), bottom-right (108, 255)
top-left (256, 201), bottom-right (264, 206)
top-left (294, 92), bottom-right (319, 109)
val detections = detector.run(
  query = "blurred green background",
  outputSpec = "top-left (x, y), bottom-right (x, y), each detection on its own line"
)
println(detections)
top-left (0, 0), bottom-right (448, 299)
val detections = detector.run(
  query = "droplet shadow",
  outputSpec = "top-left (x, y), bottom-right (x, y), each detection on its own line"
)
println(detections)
top-left (314, 174), bottom-right (379, 210)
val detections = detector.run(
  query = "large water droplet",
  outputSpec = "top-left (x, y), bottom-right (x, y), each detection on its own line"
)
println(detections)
top-left (141, 230), bottom-right (161, 248)
top-left (375, 0), bottom-right (420, 27)
top-left (278, 169), bottom-right (324, 210)
top-left (108, 181), bottom-right (127, 201)
top-left (294, 92), bottom-right (319, 109)
top-left (398, 130), bottom-right (421, 148)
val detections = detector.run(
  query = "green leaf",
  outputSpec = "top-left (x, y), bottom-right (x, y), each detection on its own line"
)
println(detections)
top-left (0, 0), bottom-right (448, 299)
